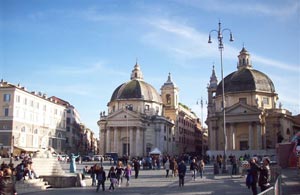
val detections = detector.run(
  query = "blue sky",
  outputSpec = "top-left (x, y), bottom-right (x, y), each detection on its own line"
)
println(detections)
top-left (1, 0), bottom-right (299, 135)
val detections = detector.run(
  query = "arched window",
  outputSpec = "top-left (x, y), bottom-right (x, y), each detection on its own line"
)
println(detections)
top-left (166, 94), bottom-right (171, 104)
top-left (21, 126), bottom-right (26, 133)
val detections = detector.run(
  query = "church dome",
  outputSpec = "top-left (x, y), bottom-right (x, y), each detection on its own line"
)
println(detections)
top-left (110, 62), bottom-right (162, 103)
top-left (216, 68), bottom-right (275, 95)
top-left (216, 47), bottom-right (275, 95)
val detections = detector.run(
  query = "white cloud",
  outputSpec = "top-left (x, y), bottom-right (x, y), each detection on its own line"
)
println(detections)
top-left (142, 17), bottom-right (298, 73)
top-left (177, 0), bottom-right (299, 18)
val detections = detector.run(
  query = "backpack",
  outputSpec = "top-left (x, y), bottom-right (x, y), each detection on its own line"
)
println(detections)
top-left (246, 170), bottom-right (253, 188)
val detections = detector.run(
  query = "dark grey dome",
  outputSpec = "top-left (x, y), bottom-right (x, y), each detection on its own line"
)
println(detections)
top-left (216, 68), bottom-right (275, 95)
top-left (110, 79), bottom-right (162, 103)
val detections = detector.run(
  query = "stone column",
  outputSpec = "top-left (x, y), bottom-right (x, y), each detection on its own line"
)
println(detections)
top-left (229, 123), bottom-right (233, 150)
top-left (256, 124), bottom-right (261, 149)
top-left (130, 128), bottom-right (133, 156)
top-left (106, 128), bottom-right (110, 153)
top-left (114, 127), bottom-right (118, 153)
top-left (136, 128), bottom-right (140, 156)
top-left (232, 125), bottom-right (236, 150)
top-left (248, 123), bottom-right (253, 150)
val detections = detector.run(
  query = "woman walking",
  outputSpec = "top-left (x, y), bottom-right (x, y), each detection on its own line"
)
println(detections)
top-left (199, 159), bottom-right (205, 179)
top-left (115, 161), bottom-right (124, 187)
top-left (108, 166), bottom-right (117, 191)
top-left (164, 157), bottom-right (170, 178)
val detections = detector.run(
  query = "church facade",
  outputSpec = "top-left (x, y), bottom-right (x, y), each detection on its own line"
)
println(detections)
top-left (98, 63), bottom-right (205, 157)
top-left (98, 63), bottom-right (175, 157)
top-left (206, 47), bottom-right (298, 155)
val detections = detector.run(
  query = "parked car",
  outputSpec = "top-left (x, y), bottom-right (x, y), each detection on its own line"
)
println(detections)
top-left (82, 155), bottom-right (93, 162)
top-left (93, 155), bottom-right (104, 161)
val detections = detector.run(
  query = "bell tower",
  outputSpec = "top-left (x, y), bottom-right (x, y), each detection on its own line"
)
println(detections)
top-left (161, 73), bottom-right (179, 121)
top-left (237, 46), bottom-right (252, 70)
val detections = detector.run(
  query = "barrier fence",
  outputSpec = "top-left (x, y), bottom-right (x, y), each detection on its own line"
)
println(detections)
top-left (257, 175), bottom-right (282, 195)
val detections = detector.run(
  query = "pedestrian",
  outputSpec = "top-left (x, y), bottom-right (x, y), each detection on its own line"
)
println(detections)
top-left (164, 157), bottom-right (170, 178)
top-left (95, 165), bottom-right (106, 192)
top-left (115, 161), bottom-right (124, 187)
top-left (199, 159), bottom-right (205, 179)
top-left (190, 158), bottom-right (198, 180)
top-left (173, 158), bottom-right (178, 177)
top-left (0, 168), bottom-right (17, 195)
top-left (258, 158), bottom-right (271, 192)
top-left (231, 155), bottom-right (237, 175)
top-left (169, 158), bottom-right (174, 177)
top-left (248, 157), bottom-right (260, 195)
top-left (108, 166), bottom-right (117, 191)
top-left (89, 164), bottom-right (97, 186)
top-left (133, 159), bottom-right (140, 179)
top-left (178, 160), bottom-right (187, 187)
top-left (123, 164), bottom-right (132, 186)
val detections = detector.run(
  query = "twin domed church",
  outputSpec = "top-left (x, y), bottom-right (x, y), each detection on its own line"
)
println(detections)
top-left (98, 47), bottom-right (299, 157)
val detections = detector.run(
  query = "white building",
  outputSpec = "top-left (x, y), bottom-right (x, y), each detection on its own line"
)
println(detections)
top-left (0, 80), bottom-right (66, 156)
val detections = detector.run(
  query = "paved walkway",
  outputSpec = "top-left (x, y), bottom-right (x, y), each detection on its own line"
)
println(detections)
top-left (2, 159), bottom-right (299, 195)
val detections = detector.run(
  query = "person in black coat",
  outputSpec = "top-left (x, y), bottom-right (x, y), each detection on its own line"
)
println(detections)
top-left (249, 157), bottom-right (260, 195)
top-left (258, 158), bottom-right (271, 192)
top-left (95, 165), bottom-right (106, 192)
top-left (0, 168), bottom-right (17, 195)
top-left (178, 160), bottom-right (187, 187)
top-left (133, 159), bottom-right (141, 179)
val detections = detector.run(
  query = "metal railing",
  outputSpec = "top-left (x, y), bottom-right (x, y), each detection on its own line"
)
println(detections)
top-left (257, 175), bottom-right (282, 195)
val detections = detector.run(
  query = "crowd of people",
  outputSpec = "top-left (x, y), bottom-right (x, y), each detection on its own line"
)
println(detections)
top-left (0, 155), bottom-right (41, 195)
top-left (80, 154), bottom-right (208, 192)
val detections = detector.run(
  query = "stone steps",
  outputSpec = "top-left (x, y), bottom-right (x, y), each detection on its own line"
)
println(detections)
top-left (16, 178), bottom-right (52, 194)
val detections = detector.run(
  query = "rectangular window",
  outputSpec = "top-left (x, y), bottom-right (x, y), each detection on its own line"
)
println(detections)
top-left (3, 94), bottom-right (11, 102)
top-left (145, 105), bottom-right (149, 111)
top-left (239, 98), bottom-right (247, 104)
top-left (24, 98), bottom-right (27, 105)
top-left (263, 97), bottom-right (269, 105)
top-left (16, 95), bottom-right (20, 103)
top-left (4, 108), bottom-right (9, 116)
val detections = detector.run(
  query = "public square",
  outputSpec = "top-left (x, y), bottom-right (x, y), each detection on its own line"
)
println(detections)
top-left (19, 160), bottom-right (300, 195)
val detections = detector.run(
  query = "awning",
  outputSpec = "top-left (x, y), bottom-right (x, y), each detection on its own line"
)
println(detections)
top-left (149, 147), bottom-right (161, 155)
top-left (14, 146), bottom-right (39, 152)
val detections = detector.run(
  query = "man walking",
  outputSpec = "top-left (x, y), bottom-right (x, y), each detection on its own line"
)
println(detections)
top-left (178, 160), bottom-right (187, 187)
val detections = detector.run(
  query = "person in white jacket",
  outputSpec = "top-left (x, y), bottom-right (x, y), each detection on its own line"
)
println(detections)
top-left (164, 157), bottom-right (170, 178)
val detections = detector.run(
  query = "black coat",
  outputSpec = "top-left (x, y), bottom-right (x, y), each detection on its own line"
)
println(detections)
top-left (259, 165), bottom-right (271, 187)
top-left (0, 176), bottom-right (17, 195)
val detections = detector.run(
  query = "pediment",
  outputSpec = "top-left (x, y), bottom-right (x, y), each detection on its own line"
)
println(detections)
top-left (106, 109), bottom-right (140, 121)
top-left (226, 103), bottom-right (261, 115)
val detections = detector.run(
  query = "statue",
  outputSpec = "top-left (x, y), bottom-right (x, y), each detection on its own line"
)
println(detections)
top-left (69, 153), bottom-right (80, 173)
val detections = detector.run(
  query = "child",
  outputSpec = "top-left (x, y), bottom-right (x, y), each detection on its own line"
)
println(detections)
top-left (123, 164), bottom-right (132, 186)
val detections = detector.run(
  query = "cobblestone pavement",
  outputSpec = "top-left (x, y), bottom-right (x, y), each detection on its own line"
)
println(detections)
top-left (1, 159), bottom-right (299, 195)
top-left (27, 161), bottom-right (251, 195)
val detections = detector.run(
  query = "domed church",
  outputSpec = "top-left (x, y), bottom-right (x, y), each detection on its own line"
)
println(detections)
top-left (207, 47), bottom-right (298, 155)
top-left (98, 63), bottom-right (176, 157)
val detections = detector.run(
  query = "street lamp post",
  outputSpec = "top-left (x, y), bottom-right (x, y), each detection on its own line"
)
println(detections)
top-left (197, 97), bottom-right (204, 157)
top-left (208, 21), bottom-right (234, 173)
top-left (125, 104), bottom-right (131, 158)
